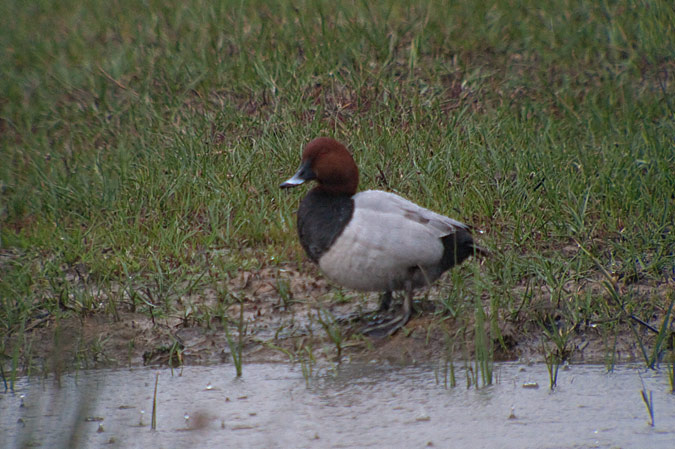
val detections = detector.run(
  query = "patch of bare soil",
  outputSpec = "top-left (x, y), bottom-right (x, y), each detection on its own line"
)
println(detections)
top-left (8, 263), bottom-right (674, 373)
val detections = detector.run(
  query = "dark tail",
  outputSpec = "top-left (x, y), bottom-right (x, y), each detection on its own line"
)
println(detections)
top-left (440, 228), bottom-right (488, 271)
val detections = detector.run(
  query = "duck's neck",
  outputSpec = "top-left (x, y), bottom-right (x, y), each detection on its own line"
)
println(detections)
top-left (314, 182), bottom-right (357, 196)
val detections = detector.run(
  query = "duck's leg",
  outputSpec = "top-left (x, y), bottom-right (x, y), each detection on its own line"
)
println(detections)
top-left (361, 283), bottom-right (413, 337)
top-left (337, 290), bottom-right (394, 325)
top-left (379, 290), bottom-right (393, 312)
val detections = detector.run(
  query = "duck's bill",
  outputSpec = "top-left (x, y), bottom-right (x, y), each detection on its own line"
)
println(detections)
top-left (279, 174), bottom-right (306, 188)
top-left (280, 160), bottom-right (316, 189)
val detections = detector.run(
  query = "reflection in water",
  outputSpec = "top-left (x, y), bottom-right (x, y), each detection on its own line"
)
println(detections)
top-left (1, 363), bottom-right (674, 448)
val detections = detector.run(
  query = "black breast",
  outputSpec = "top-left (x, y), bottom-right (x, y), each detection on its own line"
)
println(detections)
top-left (297, 189), bottom-right (354, 262)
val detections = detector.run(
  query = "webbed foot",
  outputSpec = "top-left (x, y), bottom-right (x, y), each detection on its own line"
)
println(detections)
top-left (360, 307), bottom-right (412, 337)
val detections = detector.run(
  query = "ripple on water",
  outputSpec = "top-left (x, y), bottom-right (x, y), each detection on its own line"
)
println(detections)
top-left (1, 363), bottom-right (674, 449)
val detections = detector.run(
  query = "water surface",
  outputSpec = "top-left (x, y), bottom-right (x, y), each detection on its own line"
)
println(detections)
top-left (2, 362), bottom-right (673, 448)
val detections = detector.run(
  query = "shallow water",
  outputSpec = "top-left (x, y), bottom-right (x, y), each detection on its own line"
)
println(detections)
top-left (1, 362), bottom-right (673, 449)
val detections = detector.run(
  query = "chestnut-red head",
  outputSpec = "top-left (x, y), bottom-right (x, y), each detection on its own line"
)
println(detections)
top-left (280, 137), bottom-right (359, 195)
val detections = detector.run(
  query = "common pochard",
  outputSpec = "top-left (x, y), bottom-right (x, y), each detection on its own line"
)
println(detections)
top-left (281, 137), bottom-right (486, 336)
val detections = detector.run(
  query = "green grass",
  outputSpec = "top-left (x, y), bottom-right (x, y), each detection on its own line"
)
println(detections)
top-left (1, 0), bottom-right (674, 368)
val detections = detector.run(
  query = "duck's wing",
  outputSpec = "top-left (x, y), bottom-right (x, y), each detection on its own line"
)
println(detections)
top-left (353, 190), bottom-right (469, 237)
top-left (345, 190), bottom-right (467, 267)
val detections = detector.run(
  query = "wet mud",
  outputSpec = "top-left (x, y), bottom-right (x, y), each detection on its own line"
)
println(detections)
top-left (11, 261), bottom-right (673, 372)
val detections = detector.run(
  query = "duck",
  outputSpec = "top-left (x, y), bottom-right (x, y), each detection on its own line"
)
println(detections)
top-left (280, 137), bottom-right (486, 336)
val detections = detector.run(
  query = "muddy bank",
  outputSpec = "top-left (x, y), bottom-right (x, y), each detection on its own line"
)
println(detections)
top-left (6, 262), bottom-right (673, 373)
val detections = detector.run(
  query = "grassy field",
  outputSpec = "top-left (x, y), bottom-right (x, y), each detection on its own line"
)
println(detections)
top-left (1, 0), bottom-right (673, 373)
